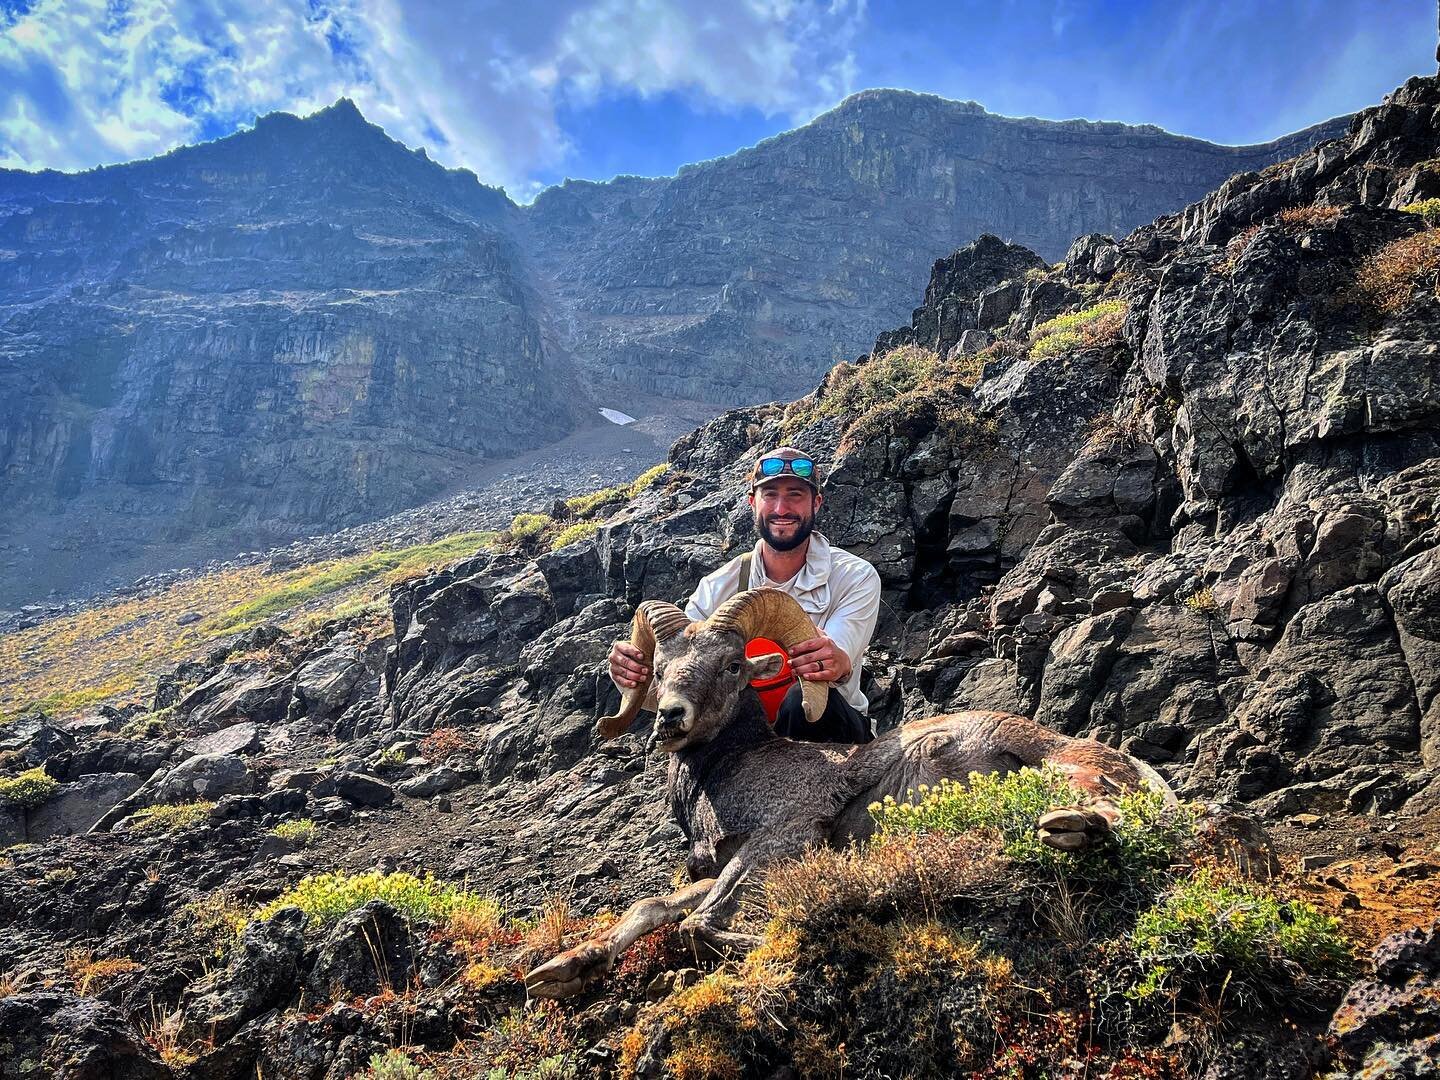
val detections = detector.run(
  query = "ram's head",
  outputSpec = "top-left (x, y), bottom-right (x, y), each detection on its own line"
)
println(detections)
top-left (596, 588), bottom-right (828, 751)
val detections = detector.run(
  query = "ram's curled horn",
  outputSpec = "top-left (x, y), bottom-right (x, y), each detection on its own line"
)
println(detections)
top-left (706, 588), bottom-right (828, 724)
top-left (595, 600), bottom-right (690, 740)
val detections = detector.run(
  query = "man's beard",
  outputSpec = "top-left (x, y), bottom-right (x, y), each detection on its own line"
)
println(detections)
top-left (757, 511), bottom-right (815, 552)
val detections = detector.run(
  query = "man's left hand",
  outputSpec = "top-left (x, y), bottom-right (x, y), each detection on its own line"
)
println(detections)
top-left (789, 634), bottom-right (851, 683)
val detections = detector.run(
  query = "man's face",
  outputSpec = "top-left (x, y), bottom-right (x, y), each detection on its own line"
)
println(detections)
top-left (749, 478), bottom-right (820, 552)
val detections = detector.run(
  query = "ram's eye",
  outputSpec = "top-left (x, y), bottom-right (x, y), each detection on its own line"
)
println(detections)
top-left (727, 660), bottom-right (743, 674)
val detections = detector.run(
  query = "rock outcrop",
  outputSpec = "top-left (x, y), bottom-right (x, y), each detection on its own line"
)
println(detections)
top-left (0, 95), bottom-right (1345, 605)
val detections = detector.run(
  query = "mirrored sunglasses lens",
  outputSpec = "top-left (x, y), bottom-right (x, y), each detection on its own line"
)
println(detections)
top-left (760, 457), bottom-right (785, 476)
top-left (790, 459), bottom-right (814, 477)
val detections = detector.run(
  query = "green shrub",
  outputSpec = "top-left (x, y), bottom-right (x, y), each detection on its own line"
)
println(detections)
top-left (127, 801), bottom-right (213, 833)
top-left (1029, 299), bottom-right (1126, 359)
top-left (549, 520), bottom-right (601, 551)
top-left (249, 870), bottom-right (499, 930)
top-left (1029, 328), bottom-right (1085, 360)
top-left (0, 768), bottom-right (60, 810)
top-left (507, 513), bottom-right (552, 543)
top-left (271, 819), bottom-right (316, 845)
top-left (359, 1049), bottom-right (435, 1080)
top-left (869, 767), bottom-right (1196, 883)
top-left (1402, 197), bottom-right (1440, 226)
top-left (627, 462), bottom-right (670, 496)
top-left (1183, 587), bottom-right (1218, 615)
top-left (1130, 868), bottom-right (1354, 1003)
top-left (484, 1054), bottom-right (579, 1080)
top-left (118, 707), bottom-right (174, 740)
top-left (563, 485), bottom-right (628, 518)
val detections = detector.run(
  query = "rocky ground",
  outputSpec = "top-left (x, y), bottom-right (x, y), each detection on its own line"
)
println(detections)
top-left (3, 76), bottom-right (1440, 1079)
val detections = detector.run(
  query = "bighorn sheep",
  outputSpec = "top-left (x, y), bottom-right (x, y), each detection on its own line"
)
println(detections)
top-left (524, 588), bottom-right (1173, 999)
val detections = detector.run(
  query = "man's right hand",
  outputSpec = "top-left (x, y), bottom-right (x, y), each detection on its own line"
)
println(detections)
top-left (609, 641), bottom-right (650, 690)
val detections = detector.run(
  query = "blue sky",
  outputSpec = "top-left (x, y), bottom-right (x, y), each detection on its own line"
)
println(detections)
top-left (0, 0), bottom-right (1433, 200)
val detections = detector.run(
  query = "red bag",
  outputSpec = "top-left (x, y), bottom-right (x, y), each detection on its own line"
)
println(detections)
top-left (746, 637), bottom-right (795, 724)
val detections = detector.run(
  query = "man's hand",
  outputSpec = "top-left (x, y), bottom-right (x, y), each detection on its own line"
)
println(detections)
top-left (788, 634), bottom-right (851, 683)
top-left (609, 641), bottom-right (650, 690)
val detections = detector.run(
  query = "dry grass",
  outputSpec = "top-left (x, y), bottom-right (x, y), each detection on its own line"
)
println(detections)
top-left (1213, 223), bottom-right (1263, 276)
top-left (762, 831), bottom-right (1009, 929)
top-left (0, 967), bottom-right (35, 999)
top-left (64, 948), bottom-right (141, 994)
top-left (783, 344), bottom-right (994, 456)
top-left (1279, 205), bottom-right (1340, 229)
top-left (1357, 227), bottom-right (1440, 312)
top-left (517, 894), bottom-right (585, 969)
top-left (140, 1001), bottom-right (201, 1068)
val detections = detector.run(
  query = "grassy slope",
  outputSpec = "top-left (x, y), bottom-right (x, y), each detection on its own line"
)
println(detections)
top-left (0, 531), bottom-right (493, 722)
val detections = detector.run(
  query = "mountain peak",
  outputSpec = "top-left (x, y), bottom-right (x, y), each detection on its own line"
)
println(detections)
top-left (309, 97), bottom-right (367, 125)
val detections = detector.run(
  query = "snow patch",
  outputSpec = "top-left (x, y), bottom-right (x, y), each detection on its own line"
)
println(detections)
top-left (599, 408), bottom-right (638, 426)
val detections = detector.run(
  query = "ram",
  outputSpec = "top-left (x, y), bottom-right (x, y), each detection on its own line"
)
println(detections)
top-left (524, 588), bottom-right (1173, 998)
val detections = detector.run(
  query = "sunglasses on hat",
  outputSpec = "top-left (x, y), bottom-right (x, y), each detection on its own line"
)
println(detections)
top-left (757, 456), bottom-right (815, 479)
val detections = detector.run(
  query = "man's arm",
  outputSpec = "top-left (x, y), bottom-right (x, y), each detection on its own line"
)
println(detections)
top-left (789, 562), bottom-right (881, 683)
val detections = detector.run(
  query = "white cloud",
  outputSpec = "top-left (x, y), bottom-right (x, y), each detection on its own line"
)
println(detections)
top-left (0, 0), bottom-right (864, 195)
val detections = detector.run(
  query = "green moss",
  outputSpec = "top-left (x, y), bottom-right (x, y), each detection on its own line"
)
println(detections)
top-left (564, 485), bottom-right (628, 518)
top-left (118, 706), bottom-right (174, 740)
top-left (561, 463), bottom-right (671, 523)
top-left (248, 869), bottom-right (500, 931)
top-left (204, 531), bottom-right (493, 635)
top-left (0, 768), bottom-right (59, 811)
top-left (627, 462), bottom-right (670, 496)
top-left (550, 520), bottom-right (602, 551)
top-left (127, 801), bottom-right (213, 833)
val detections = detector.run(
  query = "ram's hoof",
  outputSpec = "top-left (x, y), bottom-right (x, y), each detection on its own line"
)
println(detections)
top-left (1036, 806), bottom-right (1110, 851)
top-left (679, 915), bottom-right (762, 958)
top-left (524, 941), bottom-right (612, 1000)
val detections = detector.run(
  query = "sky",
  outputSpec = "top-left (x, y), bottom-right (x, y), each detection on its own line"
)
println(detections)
top-left (0, 0), bottom-right (1434, 201)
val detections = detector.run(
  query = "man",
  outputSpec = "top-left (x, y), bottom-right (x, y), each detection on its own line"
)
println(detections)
top-left (608, 446), bottom-right (882, 744)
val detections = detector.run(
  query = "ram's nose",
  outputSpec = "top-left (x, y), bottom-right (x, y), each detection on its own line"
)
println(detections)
top-left (654, 698), bottom-right (693, 744)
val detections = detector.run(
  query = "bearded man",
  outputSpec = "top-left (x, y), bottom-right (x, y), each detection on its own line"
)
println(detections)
top-left (608, 446), bottom-right (881, 743)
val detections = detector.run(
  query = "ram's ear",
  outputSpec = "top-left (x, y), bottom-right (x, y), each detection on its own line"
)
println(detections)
top-left (745, 652), bottom-right (785, 682)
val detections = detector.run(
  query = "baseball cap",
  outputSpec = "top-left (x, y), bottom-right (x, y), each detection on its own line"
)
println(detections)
top-left (749, 447), bottom-right (821, 492)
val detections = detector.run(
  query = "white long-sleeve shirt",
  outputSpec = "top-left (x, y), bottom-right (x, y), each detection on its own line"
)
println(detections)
top-left (684, 532), bottom-right (882, 714)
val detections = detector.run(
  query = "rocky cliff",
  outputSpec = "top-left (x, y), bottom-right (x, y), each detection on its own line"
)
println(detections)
top-left (0, 76), bottom-right (1436, 1080)
top-left (0, 101), bottom-right (581, 607)
top-left (523, 91), bottom-right (1348, 404)
top-left (0, 95), bottom-right (1346, 606)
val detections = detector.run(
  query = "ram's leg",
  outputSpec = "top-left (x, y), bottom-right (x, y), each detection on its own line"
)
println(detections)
top-left (679, 827), bottom-right (819, 958)
top-left (524, 877), bottom-right (716, 999)
top-left (1036, 744), bottom-right (1145, 850)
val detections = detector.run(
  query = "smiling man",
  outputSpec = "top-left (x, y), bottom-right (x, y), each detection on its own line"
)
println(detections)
top-left (608, 446), bottom-right (881, 744)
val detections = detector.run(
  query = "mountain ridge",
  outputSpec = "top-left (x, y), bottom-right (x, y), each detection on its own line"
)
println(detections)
top-left (0, 90), bottom-right (1350, 605)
